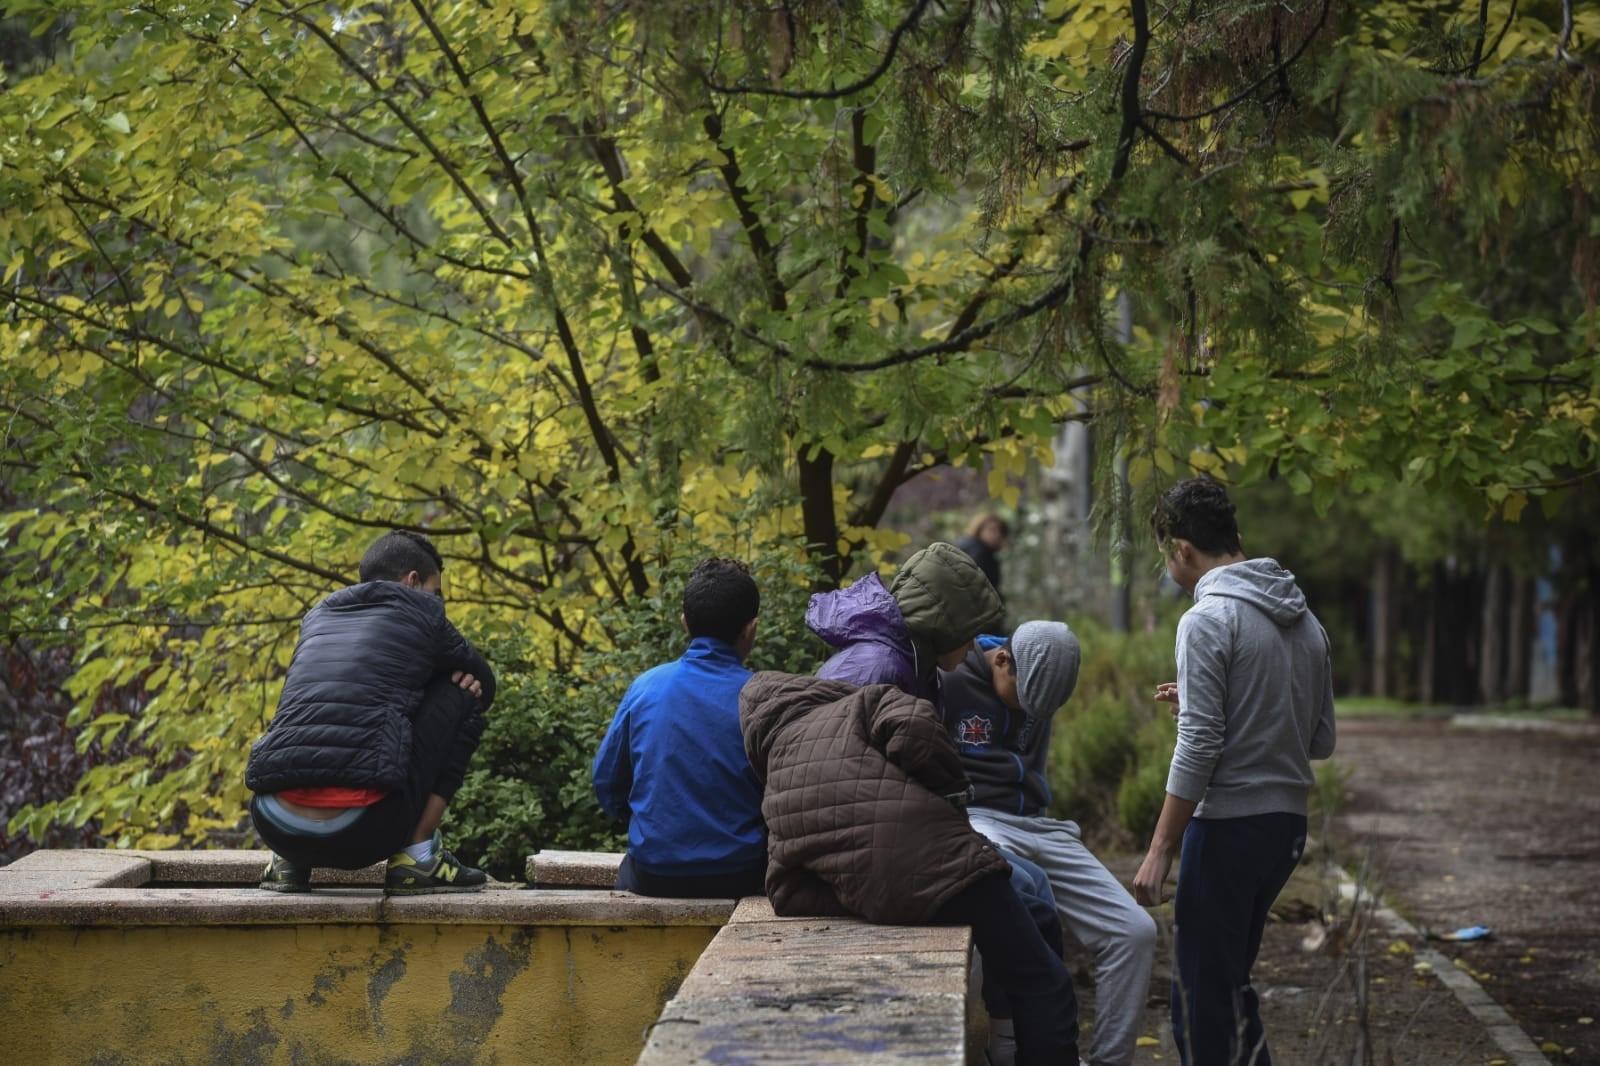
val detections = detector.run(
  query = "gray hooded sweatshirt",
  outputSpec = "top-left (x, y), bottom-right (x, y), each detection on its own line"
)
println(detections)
top-left (1168, 558), bottom-right (1337, 819)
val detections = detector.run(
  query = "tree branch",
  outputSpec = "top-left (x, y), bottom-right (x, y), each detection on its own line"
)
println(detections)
top-left (1144, 0), bottom-right (1332, 123)
top-left (703, 0), bottom-right (935, 100)
top-left (704, 111), bottom-right (789, 312)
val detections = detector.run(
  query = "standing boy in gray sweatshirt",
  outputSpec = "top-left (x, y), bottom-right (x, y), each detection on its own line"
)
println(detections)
top-left (1133, 478), bottom-right (1336, 1066)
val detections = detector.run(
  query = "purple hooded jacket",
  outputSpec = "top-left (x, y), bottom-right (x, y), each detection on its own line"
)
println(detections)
top-left (807, 573), bottom-right (932, 700)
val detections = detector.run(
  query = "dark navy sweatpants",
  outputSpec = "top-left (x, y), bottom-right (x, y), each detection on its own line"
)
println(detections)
top-left (1171, 812), bottom-right (1307, 1066)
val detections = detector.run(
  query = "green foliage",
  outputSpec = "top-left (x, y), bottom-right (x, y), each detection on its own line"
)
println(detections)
top-left (1047, 620), bottom-right (1178, 846)
top-left (1, 0), bottom-right (1596, 849)
top-left (1309, 759), bottom-right (1353, 829)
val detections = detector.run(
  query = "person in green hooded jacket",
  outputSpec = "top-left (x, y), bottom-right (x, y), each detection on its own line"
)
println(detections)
top-left (804, 542), bottom-right (1068, 1065)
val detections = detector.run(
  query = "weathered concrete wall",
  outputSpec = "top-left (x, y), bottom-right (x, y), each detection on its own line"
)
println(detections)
top-left (0, 921), bottom-right (711, 1065)
top-left (3, 849), bottom-right (979, 1065)
top-left (0, 851), bottom-right (730, 1065)
top-left (639, 896), bottom-right (975, 1065)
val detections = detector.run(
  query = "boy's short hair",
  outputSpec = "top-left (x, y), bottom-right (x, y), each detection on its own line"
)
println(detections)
top-left (683, 558), bottom-right (760, 643)
top-left (359, 530), bottom-right (444, 583)
top-left (1151, 478), bottom-right (1242, 556)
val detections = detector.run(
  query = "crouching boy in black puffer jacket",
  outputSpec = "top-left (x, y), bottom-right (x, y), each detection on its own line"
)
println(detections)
top-left (246, 530), bottom-right (495, 894)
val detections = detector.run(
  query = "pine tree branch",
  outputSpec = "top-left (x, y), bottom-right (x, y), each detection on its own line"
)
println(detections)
top-left (703, 0), bottom-right (935, 100)
top-left (1144, 0), bottom-right (1332, 124)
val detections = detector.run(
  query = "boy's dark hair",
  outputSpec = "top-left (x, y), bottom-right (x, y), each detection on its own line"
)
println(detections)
top-left (1151, 478), bottom-right (1242, 556)
top-left (359, 530), bottom-right (444, 583)
top-left (682, 558), bottom-right (760, 643)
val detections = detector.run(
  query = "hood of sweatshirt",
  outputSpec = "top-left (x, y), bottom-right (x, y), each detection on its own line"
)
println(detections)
top-left (888, 542), bottom-right (1005, 656)
top-left (806, 572), bottom-right (914, 655)
top-left (1194, 558), bottom-right (1308, 627)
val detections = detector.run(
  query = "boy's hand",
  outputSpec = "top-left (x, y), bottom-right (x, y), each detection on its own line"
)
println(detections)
top-left (1154, 681), bottom-right (1179, 722)
top-left (451, 671), bottom-right (484, 699)
top-left (1133, 847), bottom-right (1174, 906)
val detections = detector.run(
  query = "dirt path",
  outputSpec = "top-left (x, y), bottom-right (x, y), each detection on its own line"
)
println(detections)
top-left (1331, 717), bottom-right (1600, 1064)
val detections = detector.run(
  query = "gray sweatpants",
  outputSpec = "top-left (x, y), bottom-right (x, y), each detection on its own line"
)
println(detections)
top-left (970, 808), bottom-right (1158, 1066)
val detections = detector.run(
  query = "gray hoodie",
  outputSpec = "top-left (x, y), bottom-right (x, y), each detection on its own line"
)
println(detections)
top-left (1168, 558), bottom-right (1336, 819)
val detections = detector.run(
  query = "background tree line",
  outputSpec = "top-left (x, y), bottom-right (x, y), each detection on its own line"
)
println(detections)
top-left (1, 0), bottom-right (1594, 859)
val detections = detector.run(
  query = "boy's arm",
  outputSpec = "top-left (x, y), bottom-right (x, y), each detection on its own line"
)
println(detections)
top-left (1136, 609), bottom-right (1229, 906)
top-left (1309, 628), bottom-right (1337, 760)
top-left (435, 614), bottom-right (497, 709)
top-left (867, 688), bottom-right (970, 799)
top-left (1165, 609), bottom-right (1231, 804)
top-left (1133, 792), bottom-right (1198, 905)
top-left (591, 696), bottom-right (633, 825)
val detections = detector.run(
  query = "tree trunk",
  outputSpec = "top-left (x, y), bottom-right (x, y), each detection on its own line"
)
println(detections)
top-left (1557, 591), bottom-right (1581, 709)
top-left (1505, 574), bottom-right (1532, 704)
top-left (1587, 555), bottom-right (1600, 715)
top-left (798, 445), bottom-right (844, 589)
top-left (1418, 564), bottom-right (1439, 705)
top-left (1371, 548), bottom-right (1395, 698)
top-left (1479, 562), bottom-right (1507, 704)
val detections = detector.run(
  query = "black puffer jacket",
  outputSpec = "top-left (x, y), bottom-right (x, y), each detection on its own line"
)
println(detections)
top-left (246, 582), bottom-right (495, 795)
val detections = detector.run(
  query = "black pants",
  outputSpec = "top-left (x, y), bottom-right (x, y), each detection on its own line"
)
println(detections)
top-left (615, 854), bottom-right (767, 898)
top-left (1172, 813), bottom-right (1307, 1066)
top-left (250, 679), bottom-right (482, 870)
top-left (934, 872), bottom-right (1080, 1066)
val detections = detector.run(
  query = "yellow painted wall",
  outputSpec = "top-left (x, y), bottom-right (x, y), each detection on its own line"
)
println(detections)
top-left (0, 922), bottom-right (715, 1065)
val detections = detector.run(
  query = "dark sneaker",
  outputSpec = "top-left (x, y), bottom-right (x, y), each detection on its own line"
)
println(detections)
top-left (259, 854), bottom-right (312, 893)
top-left (385, 832), bottom-right (488, 894)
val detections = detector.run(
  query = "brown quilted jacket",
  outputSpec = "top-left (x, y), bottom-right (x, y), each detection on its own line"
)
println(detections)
top-left (739, 671), bottom-right (1010, 924)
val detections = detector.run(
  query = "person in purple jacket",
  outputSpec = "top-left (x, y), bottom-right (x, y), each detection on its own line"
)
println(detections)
top-left (806, 542), bottom-right (1065, 1065)
top-left (808, 542), bottom-right (1003, 700)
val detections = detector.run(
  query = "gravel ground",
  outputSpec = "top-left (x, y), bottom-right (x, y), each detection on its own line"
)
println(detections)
top-left (1330, 716), bottom-right (1600, 1064)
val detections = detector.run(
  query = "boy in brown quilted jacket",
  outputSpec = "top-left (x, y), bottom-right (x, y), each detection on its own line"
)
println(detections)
top-left (740, 671), bottom-right (1079, 1066)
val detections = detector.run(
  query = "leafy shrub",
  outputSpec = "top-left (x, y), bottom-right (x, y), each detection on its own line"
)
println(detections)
top-left (446, 548), bottom-right (826, 880)
top-left (2, 640), bottom-right (153, 863)
top-left (1048, 692), bottom-right (1138, 827)
top-left (1117, 715), bottom-right (1178, 840)
top-left (1045, 619), bottom-right (1179, 850)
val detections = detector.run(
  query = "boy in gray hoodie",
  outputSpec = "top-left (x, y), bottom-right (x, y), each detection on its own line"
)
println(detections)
top-left (1133, 478), bottom-right (1336, 1066)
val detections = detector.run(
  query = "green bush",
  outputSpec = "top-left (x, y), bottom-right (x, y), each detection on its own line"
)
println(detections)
top-left (447, 549), bottom-right (825, 880)
top-left (1116, 714), bottom-right (1178, 841)
top-left (1048, 692), bottom-right (1137, 828)
top-left (1046, 619), bottom-right (1179, 850)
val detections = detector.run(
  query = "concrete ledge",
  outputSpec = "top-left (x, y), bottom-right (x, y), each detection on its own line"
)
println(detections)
top-left (526, 849), bottom-right (624, 887)
top-left (0, 885), bottom-right (735, 928)
top-left (128, 848), bottom-right (385, 885)
top-left (639, 911), bottom-right (972, 1064)
top-left (728, 895), bottom-right (816, 924)
top-left (0, 851), bottom-right (151, 889)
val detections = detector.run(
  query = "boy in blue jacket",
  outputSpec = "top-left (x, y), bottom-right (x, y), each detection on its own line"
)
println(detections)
top-left (592, 558), bottom-right (767, 898)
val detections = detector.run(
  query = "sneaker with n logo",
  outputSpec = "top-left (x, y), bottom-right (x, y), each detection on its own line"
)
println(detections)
top-left (384, 831), bottom-right (488, 894)
top-left (259, 854), bottom-right (312, 893)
